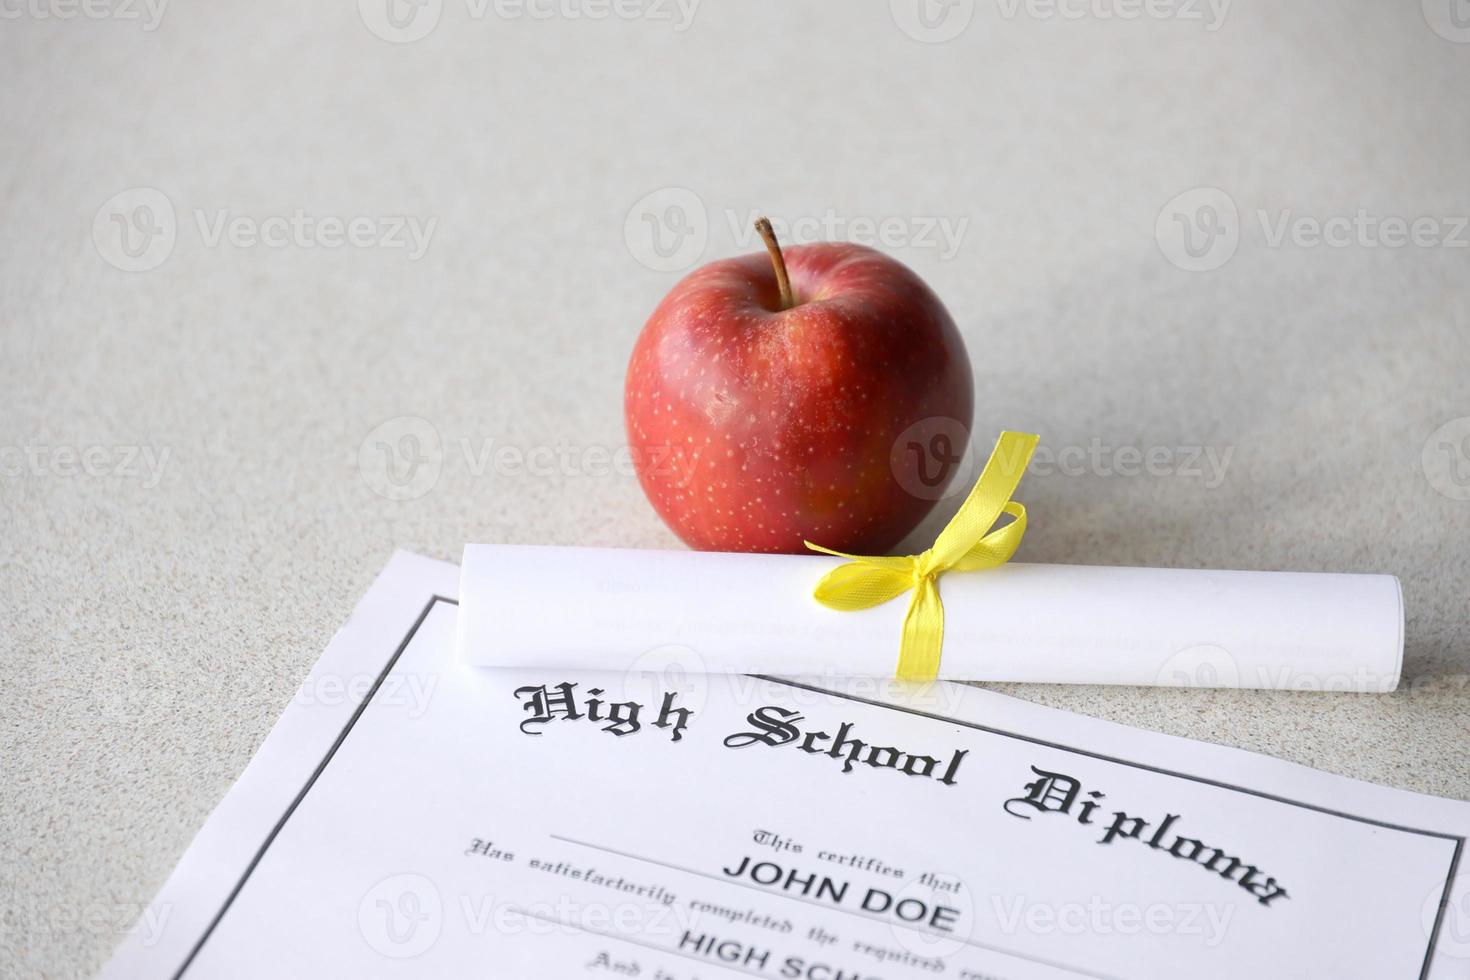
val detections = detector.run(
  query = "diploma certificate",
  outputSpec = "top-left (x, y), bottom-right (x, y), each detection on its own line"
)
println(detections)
top-left (101, 553), bottom-right (1468, 979)
top-left (459, 544), bottom-right (1404, 691)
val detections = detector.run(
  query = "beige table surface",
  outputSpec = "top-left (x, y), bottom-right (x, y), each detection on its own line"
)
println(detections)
top-left (2, 2), bottom-right (1469, 976)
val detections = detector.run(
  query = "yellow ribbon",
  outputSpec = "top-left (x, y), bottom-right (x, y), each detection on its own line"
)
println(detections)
top-left (804, 431), bottom-right (1039, 681)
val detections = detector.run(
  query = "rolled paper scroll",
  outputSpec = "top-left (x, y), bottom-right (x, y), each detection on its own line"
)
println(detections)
top-left (456, 544), bottom-right (1403, 692)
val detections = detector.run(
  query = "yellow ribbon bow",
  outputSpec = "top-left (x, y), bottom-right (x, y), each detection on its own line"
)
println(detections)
top-left (804, 431), bottom-right (1039, 682)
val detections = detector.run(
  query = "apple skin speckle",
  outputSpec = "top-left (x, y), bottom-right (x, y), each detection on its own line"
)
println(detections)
top-left (624, 240), bottom-right (974, 555)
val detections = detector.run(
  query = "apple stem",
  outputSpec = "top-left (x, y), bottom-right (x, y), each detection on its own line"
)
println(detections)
top-left (754, 217), bottom-right (795, 311)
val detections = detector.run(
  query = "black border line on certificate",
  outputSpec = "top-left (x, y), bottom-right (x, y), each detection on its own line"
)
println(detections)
top-left (172, 594), bottom-right (1462, 980)
top-left (171, 594), bottom-right (453, 980)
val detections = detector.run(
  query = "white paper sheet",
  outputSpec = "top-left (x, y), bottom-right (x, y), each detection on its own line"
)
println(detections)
top-left (101, 551), bottom-right (1467, 980)
top-left (458, 544), bottom-right (1404, 691)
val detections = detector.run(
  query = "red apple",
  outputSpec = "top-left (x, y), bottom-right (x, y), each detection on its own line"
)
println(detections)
top-left (625, 218), bottom-right (974, 554)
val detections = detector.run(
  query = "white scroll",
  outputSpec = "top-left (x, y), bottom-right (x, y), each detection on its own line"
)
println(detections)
top-left (457, 544), bottom-right (1403, 692)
